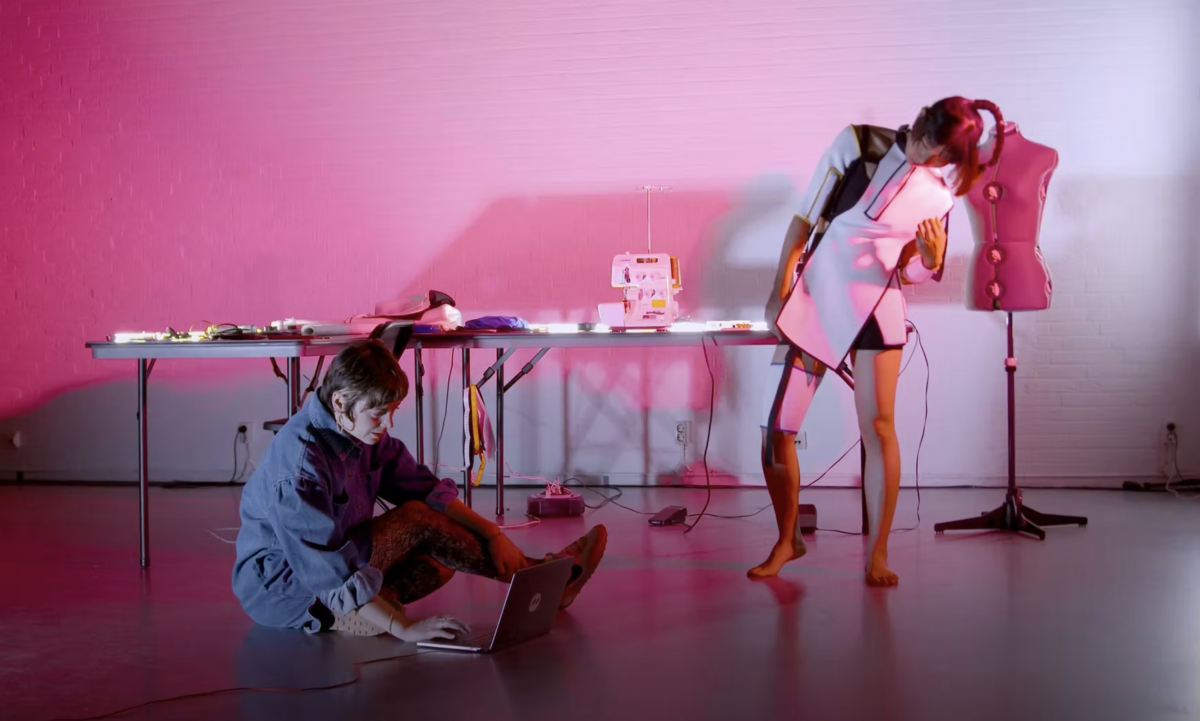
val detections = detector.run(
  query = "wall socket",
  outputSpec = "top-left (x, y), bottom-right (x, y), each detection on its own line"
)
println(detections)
top-left (794, 431), bottom-right (807, 450)
top-left (237, 422), bottom-right (253, 442)
top-left (675, 421), bottom-right (690, 447)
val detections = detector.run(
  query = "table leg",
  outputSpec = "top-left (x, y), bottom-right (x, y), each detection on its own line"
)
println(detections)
top-left (462, 348), bottom-right (471, 508)
top-left (137, 358), bottom-right (150, 568)
top-left (287, 358), bottom-right (301, 416)
top-left (413, 347), bottom-right (425, 466)
top-left (496, 348), bottom-right (505, 517)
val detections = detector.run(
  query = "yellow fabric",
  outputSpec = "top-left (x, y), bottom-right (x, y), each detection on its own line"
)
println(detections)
top-left (468, 384), bottom-right (486, 487)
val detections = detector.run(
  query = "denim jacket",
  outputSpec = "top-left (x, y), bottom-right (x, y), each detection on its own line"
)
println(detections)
top-left (232, 396), bottom-right (458, 632)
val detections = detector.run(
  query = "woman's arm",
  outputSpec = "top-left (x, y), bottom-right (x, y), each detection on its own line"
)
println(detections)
top-left (772, 216), bottom-right (813, 302)
top-left (768, 124), bottom-right (859, 319)
top-left (375, 438), bottom-right (459, 511)
top-left (767, 216), bottom-right (813, 338)
top-left (267, 474), bottom-right (382, 616)
top-left (446, 496), bottom-right (525, 583)
top-left (442, 498), bottom-right (501, 541)
top-left (357, 596), bottom-right (469, 643)
top-left (357, 596), bottom-right (408, 637)
top-left (443, 499), bottom-right (527, 581)
top-left (899, 216), bottom-right (948, 284)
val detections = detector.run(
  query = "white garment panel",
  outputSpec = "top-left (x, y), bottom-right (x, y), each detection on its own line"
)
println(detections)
top-left (776, 143), bottom-right (953, 368)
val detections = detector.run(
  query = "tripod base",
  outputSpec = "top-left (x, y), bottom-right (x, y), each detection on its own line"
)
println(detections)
top-left (934, 489), bottom-right (1087, 541)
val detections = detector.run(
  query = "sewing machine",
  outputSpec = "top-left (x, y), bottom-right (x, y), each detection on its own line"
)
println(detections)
top-left (598, 252), bottom-right (682, 329)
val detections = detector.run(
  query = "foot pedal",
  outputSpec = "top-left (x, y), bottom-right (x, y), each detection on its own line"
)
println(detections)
top-left (798, 503), bottom-right (817, 534)
top-left (649, 505), bottom-right (687, 526)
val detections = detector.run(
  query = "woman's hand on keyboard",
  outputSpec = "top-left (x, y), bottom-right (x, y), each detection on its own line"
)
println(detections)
top-left (393, 615), bottom-right (471, 643)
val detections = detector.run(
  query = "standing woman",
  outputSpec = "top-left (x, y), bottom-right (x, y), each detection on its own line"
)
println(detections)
top-left (753, 97), bottom-right (1004, 585)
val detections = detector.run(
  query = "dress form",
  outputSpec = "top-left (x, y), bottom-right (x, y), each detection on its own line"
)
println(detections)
top-left (964, 122), bottom-right (1058, 311)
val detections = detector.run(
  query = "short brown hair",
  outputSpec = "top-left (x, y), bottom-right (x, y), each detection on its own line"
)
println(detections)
top-left (317, 339), bottom-right (408, 422)
top-left (911, 97), bottom-right (1005, 197)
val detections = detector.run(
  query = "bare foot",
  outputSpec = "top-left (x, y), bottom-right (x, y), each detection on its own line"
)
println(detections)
top-left (748, 533), bottom-right (807, 579)
top-left (865, 549), bottom-right (898, 587)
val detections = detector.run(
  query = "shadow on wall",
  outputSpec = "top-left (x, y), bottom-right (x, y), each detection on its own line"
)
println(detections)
top-left (0, 373), bottom-right (328, 482)
top-left (1156, 174), bottom-right (1200, 472)
top-left (400, 187), bottom-right (868, 486)
top-left (1003, 175), bottom-right (1200, 481)
top-left (1187, 176), bottom-right (1200, 472)
top-left (399, 189), bottom-right (746, 409)
top-left (3, 183), bottom-right (985, 485)
top-left (399, 189), bottom-right (765, 485)
top-left (697, 174), bottom-right (970, 313)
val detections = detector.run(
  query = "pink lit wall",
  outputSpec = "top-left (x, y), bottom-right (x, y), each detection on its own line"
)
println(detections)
top-left (2, 0), bottom-right (1198, 487)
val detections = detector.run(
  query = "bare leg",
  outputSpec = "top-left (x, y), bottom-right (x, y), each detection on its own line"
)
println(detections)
top-left (853, 349), bottom-right (903, 587)
top-left (748, 429), bottom-right (808, 578)
top-left (749, 350), bottom-right (824, 578)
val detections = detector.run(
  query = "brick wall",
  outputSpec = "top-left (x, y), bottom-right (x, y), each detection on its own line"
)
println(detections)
top-left (2, 0), bottom-right (1197, 486)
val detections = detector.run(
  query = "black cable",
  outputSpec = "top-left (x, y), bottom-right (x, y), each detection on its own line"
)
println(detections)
top-left (163, 430), bottom-right (250, 490)
top-left (553, 327), bottom-right (931, 536)
top-left (810, 321), bottom-right (928, 535)
top-left (300, 356), bottom-right (326, 407)
top-left (565, 477), bottom-right (654, 516)
top-left (698, 440), bottom-right (863, 522)
top-left (908, 322), bottom-right (928, 529)
top-left (814, 527), bottom-right (864, 536)
top-left (567, 479), bottom-right (625, 511)
top-left (683, 335), bottom-right (717, 533)
top-left (701, 321), bottom-right (928, 533)
top-left (47, 651), bottom-right (430, 721)
top-left (228, 429), bottom-right (250, 484)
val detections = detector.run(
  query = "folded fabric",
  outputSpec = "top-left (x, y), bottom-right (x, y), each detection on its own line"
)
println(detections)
top-left (464, 316), bottom-right (530, 331)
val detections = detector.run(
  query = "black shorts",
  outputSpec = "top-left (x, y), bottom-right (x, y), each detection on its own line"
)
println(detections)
top-left (852, 315), bottom-right (905, 352)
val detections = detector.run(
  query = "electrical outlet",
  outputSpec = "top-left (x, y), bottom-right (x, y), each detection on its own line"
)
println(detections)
top-left (675, 421), bottom-right (690, 447)
top-left (794, 431), bottom-right (807, 450)
top-left (237, 422), bottom-right (253, 442)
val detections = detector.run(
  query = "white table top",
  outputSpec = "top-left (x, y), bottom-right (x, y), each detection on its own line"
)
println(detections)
top-left (86, 328), bottom-right (779, 360)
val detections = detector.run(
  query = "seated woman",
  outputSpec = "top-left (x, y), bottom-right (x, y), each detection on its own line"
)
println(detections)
top-left (232, 339), bottom-right (607, 642)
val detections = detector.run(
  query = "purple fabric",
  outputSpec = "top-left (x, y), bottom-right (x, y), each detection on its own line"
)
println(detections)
top-left (464, 316), bottom-right (530, 331)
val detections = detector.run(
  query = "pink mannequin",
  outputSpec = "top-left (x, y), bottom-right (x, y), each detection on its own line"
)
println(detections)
top-left (964, 122), bottom-right (1058, 311)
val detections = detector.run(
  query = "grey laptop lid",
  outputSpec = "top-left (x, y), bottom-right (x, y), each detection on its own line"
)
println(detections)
top-left (488, 556), bottom-right (574, 650)
top-left (417, 556), bottom-right (575, 653)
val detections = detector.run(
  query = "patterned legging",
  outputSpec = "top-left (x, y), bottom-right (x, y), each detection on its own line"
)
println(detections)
top-left (368, 500), bottom-right (537, 604)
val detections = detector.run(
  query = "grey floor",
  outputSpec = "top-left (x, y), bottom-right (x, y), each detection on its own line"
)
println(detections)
top-left (2, 483), bottom-right (1198, 721)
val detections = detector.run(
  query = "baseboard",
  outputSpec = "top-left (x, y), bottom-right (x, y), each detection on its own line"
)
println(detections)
top-left (0, 468), bottom-right (1159, 490)
top-left (0, 466), bottom-right (253, 484)
top-left (532, 471), bottom-right (1146, 489)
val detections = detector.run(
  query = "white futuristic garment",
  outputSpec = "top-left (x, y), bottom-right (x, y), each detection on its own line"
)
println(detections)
top-left (774, 125), bottom-right (954, 372)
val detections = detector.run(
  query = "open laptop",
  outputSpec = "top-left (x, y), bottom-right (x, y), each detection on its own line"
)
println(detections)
top-left (417, 556), bottom-right (575, 653)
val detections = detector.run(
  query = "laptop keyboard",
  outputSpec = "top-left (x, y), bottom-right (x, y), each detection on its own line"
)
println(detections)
top-left (451, 631), bottom-right (494, 648)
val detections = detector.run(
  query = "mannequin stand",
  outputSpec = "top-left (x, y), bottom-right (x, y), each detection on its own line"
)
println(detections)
top-left (934, 312), bottom-right (1087, 540)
